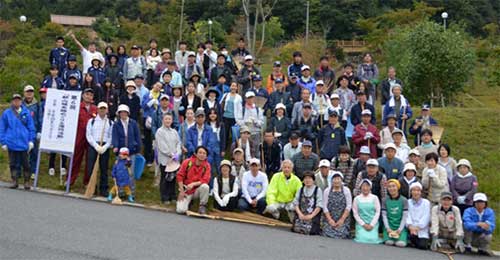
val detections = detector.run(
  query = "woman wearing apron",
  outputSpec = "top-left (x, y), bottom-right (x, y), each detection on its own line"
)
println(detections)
top-left (353, 179), bottom-right (382, 244)
top-left (382, 179), bottom-right (408, 247)
top-left (322, 172), bottom-right (352, 239)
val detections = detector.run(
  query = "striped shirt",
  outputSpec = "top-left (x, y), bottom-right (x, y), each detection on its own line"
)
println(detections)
top-left (85, 115), bottom-right (113, 150)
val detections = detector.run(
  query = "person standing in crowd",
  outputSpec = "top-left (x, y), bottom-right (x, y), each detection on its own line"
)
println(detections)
top-left (202, 40), bottom-right (218, 75)
top-left (119, 81), bottom-right (141, 121)
top-left (378, 114), bottom-right (408, 151)
top-left (380, 67), bottom-right (403, 114)
top-left (391, 128), bottom-right (410, 162)
top-left (408, 149), bottom-right (425, 179)
top-left (63, 55), bottom-right (83, 87)
top-left (104, 53), bottom-right (123, 92)
top-left (250, 74), bottom-right (268, 99)
top-left (64, 74), bottom-right (82, 91)
top-left (409, 104), bottom-right (438, 146)
top-left (430, 192), bottom-right (465, 253)
top-left (69, 88), bottom-right (97, 186)
top-left (463, 193), bottom-right (496, 256)
top-left (313, 56), bottom-right (335, 92)
top-left (437, 144), bottom-right (457, 182)
top-left (220, 82), bottom-right (242, 148)
top-left (267, 79), bottom-right (293, 116)
top-left (146, 49), bottom-right (162, 88)
top-left (292, 103), bottom-right (318, 145)
top-left (357, 53), bottom-right (379, 104)
top-left (383, 84), bottom-right (412, 134)
top-left (314, 159), bottom-right (334, 190)
top-left (334, 76), bottom-right (356, 118)
top-left (406, 182), bottom-right (431, 250)
top-left (350, 91), bottom-right (375, 126)
top-left (260, 130), bottom-right (282, 179)
top-left (287, 72), bottom-right (301, 105)
top-left (112, 104), bottom-right (141, 195)
top-left (85, 102), bottom-right (112, 196)
top-left (291, 140), bottom-right (319, 180)
top-left (231, 126), bottom-right (254, 162)
top-left (176, 146), bottom-right (211, 214)
top-left (231, 148), bottom-right (247, 187)
top-left (213, 160), bottom-right (239, 211)
top-left (116, 45), bottom-right (128, 70)
top-left (291, 88), bottom-right (315, 124)
top-left (353, 179), bottom-right (382, 244)
top-left (41, 65), bottom-right (65, 89)
top-left (329, 94), bottom-right (348, 129)
top-left (175, 41), bottom-right (189, 69)
top-left (318, 110), bottom-right (346, 160)
top-left (180, 51), bottom-right (203, 83)
top-left (211, 77), bottom-right (229, 103)
top-left (382, 179), bottom-right (408, 248)
top-left (287, 51), bottom-right (304, 77)
top-left (237, 55), bottom-right (261, 94)
top-left (206, 108), bottom-right (225, 176)
top-left (265, 160), bottom-right (302, 220)
top-left (133, 74), bottom-right (150, 104)
top-left (101, 79), bottom-right (120, 121)
top-left (354, 159), bottom-right (387, 202)
top-left (0, 94), bottom-right (36, 189)
top-left (155, 112), bottom-right (182, 205)
top-left (322, 172), bottom-right (352, 239)
top-left (87, 58), bottom-right (106, 88)
top-left (210, 54), bottom-right (232, 86)
top-left (123, 45), bottom-right (147, 81)
top-left (180, 81), bottom-right (202, 118)
top-left (152, 95), bottom-right (178, 134)
top-left (238, 158), bottom-right (268, 215)
top-left (49, 36), bottom-right (70, 77)
top-left (231, 37), bottom-right (251, 57)
top-left (331, 146), bottom-right (355, 189)
top-left (353, 146), bottom-right (371, 180)
top-left (398, 163), bottom-right (419, 199)
top-left (82, 73), bottom-right (103, 105)
top-left (378, 143), bottom-right (404, 180)
top-left (298, 65), bottom-right (316, 94)
top-left (340, 63), bottom-right (358, 91)
top-left (70, 33), bottom-right (104, 75)
top-left (178, 108), bottom-right (195, 159)
top-left (352, 109), bottom-right (380, 158)
top-left (186, 108), bottom-right (218, 165)
top-left (292, 171), bottom-right (322, 235)
top-left (416, 129), bottom-right (438, 163)
top-left (22, 85), bottom-right (40, 180)
top-left (107, 147), bottom-right (134, 203)
top-left (311, 80), bottom-right (331, 126)
top-left (142, 82), bottom-right (163, 166)
top-left (422, 152), bottom-right (449, 205)
top-left (237, 91), bottom-right (264, 159)
top-left (283, 132), bottom-right (302, 161)
top-left (268, 103), bottom-right (291, 145)
top-left (155, 49), bottom-right (172, 82)
top-left (266, 61), bottom-right (288, 94)
top-left (451, 159), bottom-right (478, 214)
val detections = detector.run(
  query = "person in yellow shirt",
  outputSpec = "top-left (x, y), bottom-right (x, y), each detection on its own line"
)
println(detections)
top-left (264, 159), bottom-right (303, 221)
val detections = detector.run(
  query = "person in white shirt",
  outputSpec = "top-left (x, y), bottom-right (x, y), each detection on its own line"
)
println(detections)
top-left (203, 40), bottom-right (218, 71)
top-left (392, 128), bottom-right (411, 162)
top-left (237, 91), bottom-right (264, 159)
top-left (314, 159), bottom-right (335, 191)
top-left (213, 160), bottom-right (239, 211)
top-left (378, 114), bottom-right (408, 151)
top-left (175, 41), bottom-right (189, 69)
top-left (406, 182), bottom-right (431, 249)
top-left (237, 158), bottom-right (268, 215)
top-left (70, 33), bottom-right (104, 75)
top-left (85, 102), bottom-right (113, 196)
top-left (283, 132), bottom-right (302, 161)
top-left (329, 93), bottom-right (348, 129)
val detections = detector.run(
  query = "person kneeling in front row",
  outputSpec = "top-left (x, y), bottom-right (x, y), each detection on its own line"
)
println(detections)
top-left (463, 193), bottom-right (496, 256)
top-left (213, 160), bottom-right (239, 211)
top-left (237, 158), bottom-right (268, 215)
top-left (430, 191), bottom-right (465, 253)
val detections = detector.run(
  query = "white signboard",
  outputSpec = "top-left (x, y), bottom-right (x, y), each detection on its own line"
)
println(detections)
top-left (39, 89), bottom-right (81, 154)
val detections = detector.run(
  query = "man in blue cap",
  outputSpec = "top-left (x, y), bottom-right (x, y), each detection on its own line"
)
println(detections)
top-left (63, 55), bottom-right (83, 87)
top-left (318, 110), bottom-right (347, 160)
top-left (409, 104), bottom-right (438, 146)
top-left (249, 74), bottom-right (268, 99)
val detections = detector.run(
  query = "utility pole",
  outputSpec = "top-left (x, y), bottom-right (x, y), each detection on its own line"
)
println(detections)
top-left (178, 0), bottom-right (185, 47)
top-left (305, 0), bottom-right (310, 46)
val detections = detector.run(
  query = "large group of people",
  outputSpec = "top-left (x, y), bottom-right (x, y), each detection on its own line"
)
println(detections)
top-left (0, 35), bottom-right (495, 256)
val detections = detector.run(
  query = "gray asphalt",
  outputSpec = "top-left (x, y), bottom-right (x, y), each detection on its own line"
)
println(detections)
top-left (0, 188), bottom-right (491, 260)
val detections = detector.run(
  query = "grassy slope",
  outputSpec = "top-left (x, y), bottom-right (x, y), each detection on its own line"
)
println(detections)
top-left (0, 60), bottom-right (498, 249)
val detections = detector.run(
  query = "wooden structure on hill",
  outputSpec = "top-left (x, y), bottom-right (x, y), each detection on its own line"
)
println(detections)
top-left (50, 14), bottom-right (96, 27)
top-left (335, 40), bottom-right (367, 53)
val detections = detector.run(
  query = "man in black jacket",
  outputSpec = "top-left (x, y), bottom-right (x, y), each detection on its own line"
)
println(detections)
top-left (260, 130), bottom-right (282, 179)
top-left (380, 66), bottom-right (403, 118)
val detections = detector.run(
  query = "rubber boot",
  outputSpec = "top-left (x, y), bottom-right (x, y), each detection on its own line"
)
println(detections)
top-left (23, 172), bottom-right (31, 190)
top-left (107, 193), bottom-right (113, 202)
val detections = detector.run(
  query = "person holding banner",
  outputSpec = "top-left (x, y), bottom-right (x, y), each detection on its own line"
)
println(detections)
top-left (0, 94), bottom-right (36, 189)
top-left (112, 104), bottom-right (142, 195)
top-left (69, 88), bottom-right (97, 186)
top-left (86, 102), bottom-right (113, 196)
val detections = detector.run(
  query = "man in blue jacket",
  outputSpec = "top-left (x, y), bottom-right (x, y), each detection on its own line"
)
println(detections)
top-left (0, 94), bottom-right (36, 189)
top-left (463, 193), bottom-right (496, 256)
top-left (318, 110), bottom-right (346, 160)
top-left (112, 104), bottom-right (141, 194)
top-left (41, 65), bottom-right (65, 89)
top-left (22, 85), bottom-right (41, 179)
top-left (287, 51), bottom-right (304, 77)
top-left (186, 108), bottom-right (218, 164)
top-left (49, 36), bottom-right (70, 77)
top-left (350, 90), bottom-right (376, 126)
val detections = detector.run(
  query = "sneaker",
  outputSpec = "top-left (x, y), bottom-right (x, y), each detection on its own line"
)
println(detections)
top-left (9, 180), bottom-right (18, 189)
top-left (107, 193), bottom-right (113, 202)
top-left (48, 168), bottom-right (55, 176)
top-left (24, 181), bottom-right (30, 190)
top-left (198, 205), bottom-right (207, 215)
top-left (478, 249), bottom-right (494, 257)
top-left (127, 195), bottom-right (135, 203)
top-left (271, 211), bottom-right (280, 219)
top-left (60, 168), bottom-right (67, 176)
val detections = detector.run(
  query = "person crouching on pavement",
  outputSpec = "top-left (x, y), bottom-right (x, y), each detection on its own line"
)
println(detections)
top-left (430, 191), bottom-right (465, 253)
top-left (463, 193), bottom-right (496, 256)
top-left (0, 94), bottom-right (36, 189)
top-left (213, 160), bottom-right (239, 211)
top-left (176, 146), bottom-right (211, 215)
top-left (108, 147), bottom-right (134, 203)
top-left (292, 171), bottom-right (323, 235)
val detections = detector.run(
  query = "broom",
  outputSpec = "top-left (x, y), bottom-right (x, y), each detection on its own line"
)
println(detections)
top-left (111, 180), bottom-right (122, 205)
top-left (84, 119), bottom-right (107, 198)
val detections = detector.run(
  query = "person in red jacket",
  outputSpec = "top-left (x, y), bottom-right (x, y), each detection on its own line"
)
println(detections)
top-left (176, 146), bottom-right (211, 215)
top-left (352, 109), bottom-right (380, 158)
top-left (69, 88), bottom-right (98, 186)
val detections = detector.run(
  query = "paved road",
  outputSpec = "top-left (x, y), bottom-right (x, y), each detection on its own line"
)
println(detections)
top-left (0, 188), bottom-right (490, 260)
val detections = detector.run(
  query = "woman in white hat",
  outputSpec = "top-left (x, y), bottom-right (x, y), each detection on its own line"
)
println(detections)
top-left (406, 182), bottom-right (431, 249)
top-left (268, 103), bottom-right (291, 145)
top-left (322, 172), bottom-right (352, 239)
top-left (353, 179), bottom-right (382, 244)
top-left (213, 160), bottom-right (239, 211)
top-left (450, 159), bottom-right (478, 214)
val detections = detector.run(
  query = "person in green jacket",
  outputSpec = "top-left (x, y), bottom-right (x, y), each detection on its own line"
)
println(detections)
top-left (264, 159), bottom-right (303, 221)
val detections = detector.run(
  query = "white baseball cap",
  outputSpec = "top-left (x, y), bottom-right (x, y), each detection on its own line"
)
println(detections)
top-left (315, 80), bottom-right (324, 86)
top-left (97, 102), bottom-right (108, 109)
top-left (319, 159), bottom-right (330, 168)
top-left (361, 109), bottom-right (372, 116)
top-left (409, 149), bottom-right (420, 156)
top-left (384, 143), bottom-right (397, 151)
top-left (366, 159), bottom-right (379, 166)
top-left (301, 65), bottom-right (310, 71)
top-left (244, 55), bottom-right (253, 61)
top-left (403, 163), bottom-right (417, 174)
top-left (245, 91), bottom-right (256, 98)
top-left (117, 104), bottom-right (130, 114)
top-left (274, 103), bottom-right (286, 111)
top-left (24, 85), bottom-right (35, 92)
top-left (330, 93), bottom-right (340, 100)
top-left (473, 193), bottom-right (487, 202)
top-left (410, 182), bottom-right (423, 191)
top-left (249, 158), bottom-right (260, 166)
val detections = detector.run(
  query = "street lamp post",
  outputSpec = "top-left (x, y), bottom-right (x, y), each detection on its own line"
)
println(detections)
top-left (208, 19), bottom-right (213, 41)
top-left (441, 12), bottom-right (448, 30)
